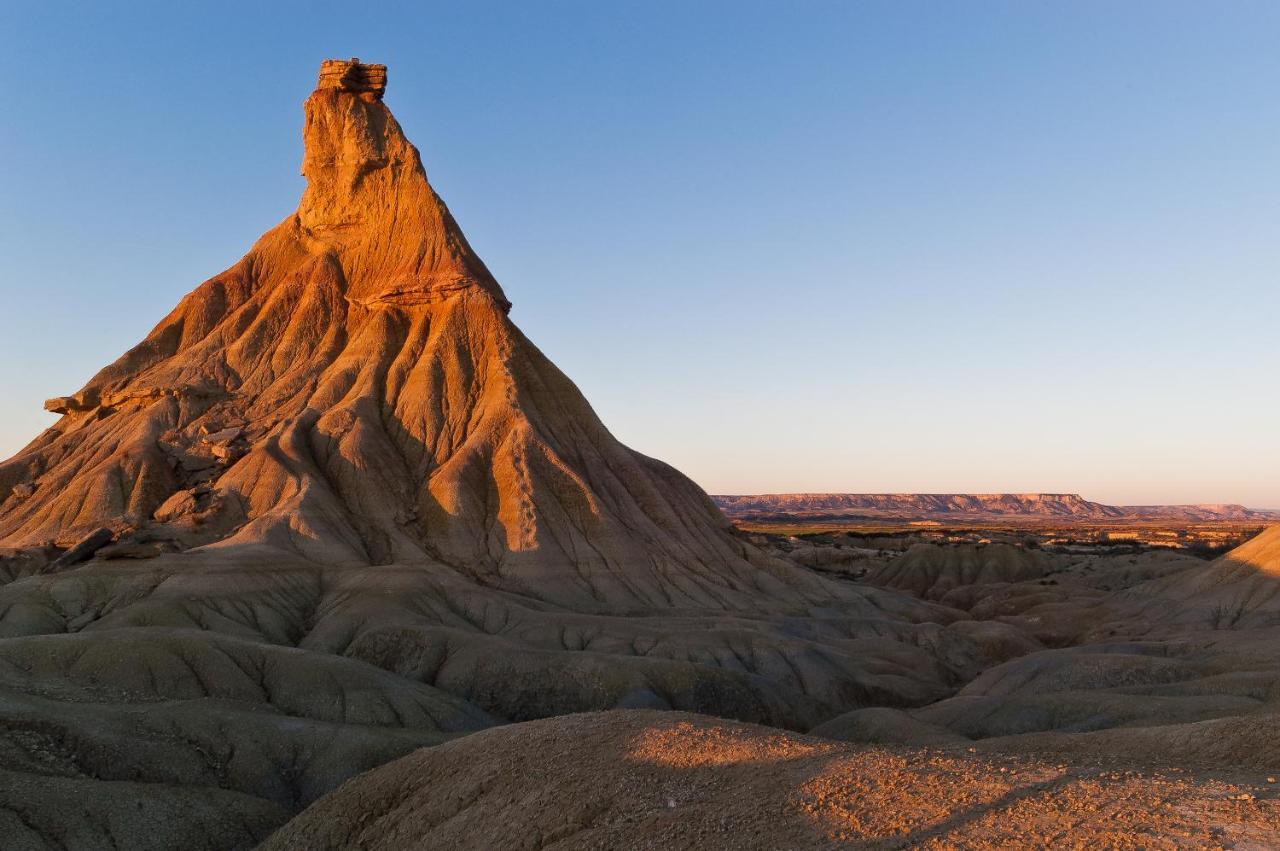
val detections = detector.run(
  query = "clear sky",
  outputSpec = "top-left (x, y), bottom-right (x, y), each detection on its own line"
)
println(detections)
top-left (2, 2), bottom-right (1278, 507)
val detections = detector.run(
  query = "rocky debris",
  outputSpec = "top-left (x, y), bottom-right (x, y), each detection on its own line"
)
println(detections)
top-left (202, 426), bottom-right (246, 461)
top-left (93, 539), bottom-right (172, 559)
top-left (42, 389), bottom-right (98, 414)
top-left (47, 527), bottom-right (114, 570)
top-left (259, 710), bottom-right (1280, 850)
top-left (96, 528), bottom-right (183, 560)
top-left (147, 485), bottom-right (240, 548)
top-left (156, 424), bottom-right (249, 484)
top-left (201, 425), bottom-right (242, 444)
top-left (9, 483), bottom-right (34, 500)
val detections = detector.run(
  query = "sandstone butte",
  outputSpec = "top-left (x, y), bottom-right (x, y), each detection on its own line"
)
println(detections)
top-left (0, 60), bottom-right (1278, 850)
top-left (3, 56), bottom-right (820, 613)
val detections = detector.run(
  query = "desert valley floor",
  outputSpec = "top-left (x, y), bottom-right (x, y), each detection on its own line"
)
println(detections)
top-left (3, 517), bottom-right (1280, 849)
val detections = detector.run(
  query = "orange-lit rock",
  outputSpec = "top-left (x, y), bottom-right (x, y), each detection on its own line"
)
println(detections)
top-left (0, 59), bottom-right (827, 613)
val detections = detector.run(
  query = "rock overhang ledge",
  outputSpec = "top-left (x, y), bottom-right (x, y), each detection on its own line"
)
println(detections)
top-left (317, 57), bottom-right (387, 100)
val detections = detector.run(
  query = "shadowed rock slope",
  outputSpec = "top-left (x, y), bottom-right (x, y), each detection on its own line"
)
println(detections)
top-left (809, 528), bottom-right (1280, 756)
top-left (261, 530), bottom-right (1280, 849)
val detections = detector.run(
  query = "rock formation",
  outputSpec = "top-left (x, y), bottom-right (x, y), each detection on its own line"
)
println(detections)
top-left (0, 58), bottom-right (830, 614)
top-left (0, 61), bottom-right (998, 848)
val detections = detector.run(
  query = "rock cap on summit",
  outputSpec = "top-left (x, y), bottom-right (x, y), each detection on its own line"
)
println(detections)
top-left (317, 58), bottom-right (387, 99)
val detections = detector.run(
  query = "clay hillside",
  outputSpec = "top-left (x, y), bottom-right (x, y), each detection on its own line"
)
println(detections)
top-left (1, 61), bottom-right (1278, 850)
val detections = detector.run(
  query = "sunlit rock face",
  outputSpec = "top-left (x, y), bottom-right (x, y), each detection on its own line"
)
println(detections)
top-left (0, 58), bottom-right (828, 616)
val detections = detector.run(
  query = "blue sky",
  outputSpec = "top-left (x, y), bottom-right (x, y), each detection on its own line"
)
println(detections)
top-left (2, 1), bottom-right (1278, 506)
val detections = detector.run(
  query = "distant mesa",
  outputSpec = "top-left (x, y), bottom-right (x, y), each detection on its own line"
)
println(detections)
top-left (712, 493), bottom-right (1280, 523)
top-left (713, 493), bottom-right (1124, 520)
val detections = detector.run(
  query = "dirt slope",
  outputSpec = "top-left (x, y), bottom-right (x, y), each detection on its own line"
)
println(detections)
top-left (260, 709), bottom-right (1280, 850)
top-left (1128, 524), bottom-right (1280, 628)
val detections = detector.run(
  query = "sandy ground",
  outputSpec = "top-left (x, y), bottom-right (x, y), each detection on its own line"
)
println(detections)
top-left (260, 710), bottom-right (1280, 850)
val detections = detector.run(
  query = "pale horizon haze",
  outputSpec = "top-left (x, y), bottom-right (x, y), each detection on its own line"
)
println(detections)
top-left (2, 2), bottom-right (1278, 507)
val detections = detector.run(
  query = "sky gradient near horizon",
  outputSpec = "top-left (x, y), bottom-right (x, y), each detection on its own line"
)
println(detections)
top-left (2, 2), bottom-right (1278, 507)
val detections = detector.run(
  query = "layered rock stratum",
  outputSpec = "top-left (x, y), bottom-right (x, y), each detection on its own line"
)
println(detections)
top-left (2, 60), bottom-right (1278, 850)
top-left (713, 492), bottom-right (1280, 523)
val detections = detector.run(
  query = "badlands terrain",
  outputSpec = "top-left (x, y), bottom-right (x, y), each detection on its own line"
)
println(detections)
top-left (0, 60), bottom-right (1277, 849)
